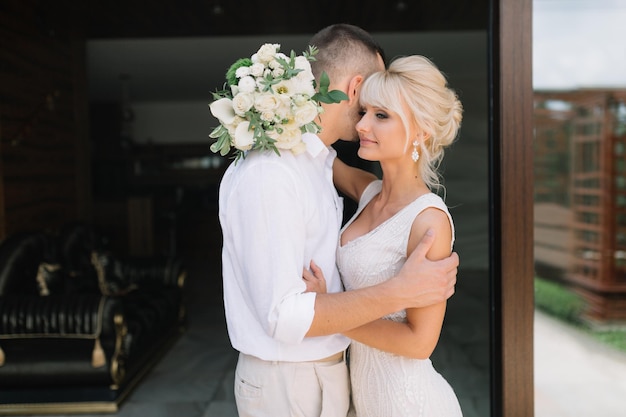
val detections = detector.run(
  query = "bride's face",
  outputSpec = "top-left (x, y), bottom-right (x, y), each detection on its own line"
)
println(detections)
top-left (355, 104), bottom-right (412, 163)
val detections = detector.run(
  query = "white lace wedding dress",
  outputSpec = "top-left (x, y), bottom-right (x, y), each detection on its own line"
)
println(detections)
top-left (337, 181), bottom-right (463, 417)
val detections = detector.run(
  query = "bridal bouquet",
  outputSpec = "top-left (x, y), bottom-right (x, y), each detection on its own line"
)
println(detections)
top-left (209, 43), bottom-right (347, 162)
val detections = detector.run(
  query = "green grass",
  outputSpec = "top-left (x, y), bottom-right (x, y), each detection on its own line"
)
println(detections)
top-left (534, 276), bottom-right (626, 353)
top-left (590, 330), bottom-right (626, 352)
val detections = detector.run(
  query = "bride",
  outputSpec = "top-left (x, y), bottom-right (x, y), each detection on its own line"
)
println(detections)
top-left (305, 55), bottom-right (464, 417)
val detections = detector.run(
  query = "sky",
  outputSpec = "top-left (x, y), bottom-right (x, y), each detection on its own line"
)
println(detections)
top-left (533, 0), bottom-right (626, 90)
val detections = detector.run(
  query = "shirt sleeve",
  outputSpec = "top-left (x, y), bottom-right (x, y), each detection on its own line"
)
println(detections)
top-left (224, 159), bottom-right (316, 345)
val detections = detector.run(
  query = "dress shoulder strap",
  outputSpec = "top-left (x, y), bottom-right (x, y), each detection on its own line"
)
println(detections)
top-left (404, 193), bottom-right (455, 250)
top-left (357, 180), bottom-right (383, 212)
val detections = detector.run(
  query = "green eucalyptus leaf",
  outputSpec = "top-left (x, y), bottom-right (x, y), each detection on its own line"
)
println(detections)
top-left (328, 90), bottom-right (349, 103)
top-left (317, 72), bottom-right (331, 94)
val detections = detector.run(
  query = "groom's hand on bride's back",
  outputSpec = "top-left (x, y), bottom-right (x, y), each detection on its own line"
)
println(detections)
top-left (395, 228), bottom-right (458, 308)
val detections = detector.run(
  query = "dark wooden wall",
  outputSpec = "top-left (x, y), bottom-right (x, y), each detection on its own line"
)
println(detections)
top-left (0, 1), bottom-right (90, 239)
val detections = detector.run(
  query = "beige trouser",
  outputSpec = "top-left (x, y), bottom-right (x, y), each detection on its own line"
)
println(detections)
top-left (234, 351), bottom-right (350, 417)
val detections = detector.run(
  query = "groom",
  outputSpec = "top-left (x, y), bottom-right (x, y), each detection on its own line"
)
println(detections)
top-left (218, 24), bottom-right (459, 417)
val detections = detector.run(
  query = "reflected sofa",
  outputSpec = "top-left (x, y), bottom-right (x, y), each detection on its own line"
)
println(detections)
top-left (0, 223), bottom-right (186, 414)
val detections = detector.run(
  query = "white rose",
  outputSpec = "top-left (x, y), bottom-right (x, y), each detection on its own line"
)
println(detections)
top-left (232, 93), bottom-right (255, 116)
top-left (256, 43), bottom-right (279, 63)
top-left (250, 63), bottom-right (265, 77)
top-left (272, 67), bottom-right (285, 78)
top-left (274, 125), bottom-right (303, 150)
top-left (293, 101), bottom-right (320, 126)
top-left (267, 53), bottom-right (290, 71)
top-left (260, 110), bottom-right (275, 122)
top-left (255, 92), bottom-right (279, 112)
top-left (233, 121), bottom-right (255, 151)
top-left (209, 98), bottom-right (236, 125)
top-left (235, 66), bottom-right (251, 78)
top-left (238, 75), bottom-right (257, 94)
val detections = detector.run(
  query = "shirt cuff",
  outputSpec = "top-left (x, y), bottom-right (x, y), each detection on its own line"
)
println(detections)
top-left (271, 292), bottom-right (317, 344)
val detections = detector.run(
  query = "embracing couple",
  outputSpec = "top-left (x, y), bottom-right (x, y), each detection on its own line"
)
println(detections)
top-left (212, 23), bottom-right (464, 417)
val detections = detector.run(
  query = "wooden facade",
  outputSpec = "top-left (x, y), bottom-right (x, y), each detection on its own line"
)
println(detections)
top-left (534, 90), bottom-right (626, 323)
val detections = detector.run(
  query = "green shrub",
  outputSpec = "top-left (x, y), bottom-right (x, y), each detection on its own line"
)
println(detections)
top-left (591, 330), bottom-right (626, 352)
top-left (534, 276), bottom-right (585, 324)
top-left (535, 276), bottom-right (626, 353)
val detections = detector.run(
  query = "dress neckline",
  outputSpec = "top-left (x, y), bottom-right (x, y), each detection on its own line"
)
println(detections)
top-left (339, 190), bottom-right (435, 249)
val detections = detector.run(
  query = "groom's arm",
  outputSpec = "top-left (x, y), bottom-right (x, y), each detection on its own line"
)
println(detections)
top-left (332, 157), bottom-right (377, 202)
top-left (305, 229), bottom-right (458, 337)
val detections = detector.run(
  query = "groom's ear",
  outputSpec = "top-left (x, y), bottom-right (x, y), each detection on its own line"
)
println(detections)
top-left (347, 75), bottom-right (365, 105)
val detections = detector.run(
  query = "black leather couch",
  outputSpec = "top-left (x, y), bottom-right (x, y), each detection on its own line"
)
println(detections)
top-left (0, 223), bottom-right (187, 414)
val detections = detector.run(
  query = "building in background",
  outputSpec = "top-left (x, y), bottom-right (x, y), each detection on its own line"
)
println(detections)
top-left (534, 89), bottom-right (626, 324)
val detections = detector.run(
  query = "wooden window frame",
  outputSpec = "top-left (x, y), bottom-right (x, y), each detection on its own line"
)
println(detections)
top-left (490, 0), bottom-right (534, 415)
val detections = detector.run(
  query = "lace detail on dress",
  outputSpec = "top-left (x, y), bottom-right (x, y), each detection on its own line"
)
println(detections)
top-left (338, 180), bottom-right (462, 417)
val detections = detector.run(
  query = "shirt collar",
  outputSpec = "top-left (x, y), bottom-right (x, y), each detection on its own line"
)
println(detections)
top-left (302, 133), bottom-right (330, 159)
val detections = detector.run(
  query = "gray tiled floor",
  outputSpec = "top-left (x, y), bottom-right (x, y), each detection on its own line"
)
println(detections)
top-left (144, 264), bottom-right (491, 417)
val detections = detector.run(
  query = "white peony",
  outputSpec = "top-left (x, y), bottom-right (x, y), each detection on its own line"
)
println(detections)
top-left (237, 76), bottom-right (257, 94)
top-left (235, 66), bottom-right (251, 79)
top-left (294, 56), bottom-right (313, 75)
top-left (290, 76), bottom-right (316, 97)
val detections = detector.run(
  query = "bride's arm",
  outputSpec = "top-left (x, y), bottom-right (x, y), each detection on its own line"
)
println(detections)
top-left (343, 303), bottom-right (446, 359)
top-left (333, 157), bottom-right (377, 202)
top-left (343, 208), bottom-right (453, 359)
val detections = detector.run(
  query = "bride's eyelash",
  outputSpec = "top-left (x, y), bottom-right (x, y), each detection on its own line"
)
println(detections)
top-left (358, 108), bottom-right (389, 119)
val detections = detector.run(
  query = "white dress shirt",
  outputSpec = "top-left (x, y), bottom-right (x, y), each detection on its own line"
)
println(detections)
top-left (218, 133), bottom-right (350, 362)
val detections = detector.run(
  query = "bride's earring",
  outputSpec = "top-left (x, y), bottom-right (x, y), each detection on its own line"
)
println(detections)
top-left (411, 140), bottom-right (420, 162)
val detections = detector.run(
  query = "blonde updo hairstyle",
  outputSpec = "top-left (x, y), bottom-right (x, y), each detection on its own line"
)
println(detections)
top-left (359, 55), bottom-right (463, 193)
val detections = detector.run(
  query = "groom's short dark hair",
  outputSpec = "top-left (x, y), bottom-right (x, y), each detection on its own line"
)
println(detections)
top-left (308, 23), bottom-right (387, 82)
